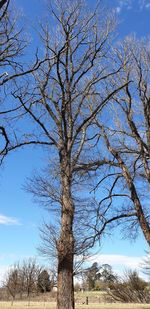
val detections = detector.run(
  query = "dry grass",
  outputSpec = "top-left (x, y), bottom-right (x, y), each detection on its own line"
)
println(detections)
top-left (1, 291), bottom-right (150, 308)
top-left (0, 302), bottom-right (150, 309)
top-left (0, 302), bottom-right (54, 309)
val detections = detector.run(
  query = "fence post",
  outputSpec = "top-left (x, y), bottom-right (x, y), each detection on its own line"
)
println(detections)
top-left (86, 296), bottom-right (88, 305)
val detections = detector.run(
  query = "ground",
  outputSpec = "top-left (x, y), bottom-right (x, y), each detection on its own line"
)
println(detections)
top-left (1, 291), bottom-right (150, 308)
top-left (0, 302), bottom-right (150, 309)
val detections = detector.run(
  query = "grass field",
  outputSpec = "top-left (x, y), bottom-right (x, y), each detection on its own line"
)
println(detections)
top-left (0, 292), bottom-right (150, 308)
top-left (0, 302), bottom-right (150, 309)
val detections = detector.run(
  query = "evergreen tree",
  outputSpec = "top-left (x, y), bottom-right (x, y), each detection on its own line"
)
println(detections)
top-left (37, 270), bottom-right (51, 293)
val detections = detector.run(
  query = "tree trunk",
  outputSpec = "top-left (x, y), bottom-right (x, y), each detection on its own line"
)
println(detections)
top-left (72, 275), bottom-right (75, 309)
top-left (57, 240), bottom-right (74, 309)
top-left (118, 155), bottom-right (150, 245)
top-left (57, 155), bottom-right (74, 309)
top-left (107, 143), bottom-right (150, 246)
top-left (126, 175), bottom-right (150, 246)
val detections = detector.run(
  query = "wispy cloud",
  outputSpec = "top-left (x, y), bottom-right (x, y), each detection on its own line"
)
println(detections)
top-left (0, 214), bottom-right (21, 225)
top-left (139, 0), bottom-right (150, 9)
top-left (115, 0), bottom-right (150, 13)
top-left (115, 6), bottom-right (121, 13)
top-left (95, 254), bottom-right (142, 268)
top-left (0, 265), bottom-right (9, 284)
top-left (88, 254), bottom-right (144, 270)
top-left (145, 2), bottom-right (150, 8)
top-left (115, 0), bottom-right (133, 14)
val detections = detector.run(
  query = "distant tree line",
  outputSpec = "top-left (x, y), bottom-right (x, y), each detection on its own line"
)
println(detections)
top-left (1, 256), bottom-right (150, 304)
top-left (75, 259), bottom-right (150, 304)
top-left (1, 259), bottom-right (55, 302)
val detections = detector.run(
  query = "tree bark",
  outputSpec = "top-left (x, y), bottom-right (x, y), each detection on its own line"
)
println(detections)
top-left (57, 153), bottom-right (74, 309)
top-left (57, 243), bottom-right (74, 309)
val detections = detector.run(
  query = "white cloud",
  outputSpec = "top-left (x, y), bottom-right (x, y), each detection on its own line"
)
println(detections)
top-left (115, 6), bottom-right (121, 13)
top-left (138, 0), bottom-right (150, 9)
top-left (0, 214), bottom-right (21, 225)
top-left (117, 0), bottom-right (133, 10)
top-left (0, 265), bottom-right (9, 285)
top-left (145, 2), bottom-right (150, 8)
top-left (114, 0), bottom-right (133, 14)
top-left (75, 253), bottom-right (149, 281)
top-left (139, 0), bottom-right (145, 9)
top-left (116, 0), bottom-right (150, 11)
top-left (94, 254), bottom-right (142, 268)
top-left (87, 254), bottom-right (145, 273)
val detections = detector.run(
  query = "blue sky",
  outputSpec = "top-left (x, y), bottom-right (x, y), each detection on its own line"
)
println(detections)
top-left (0, 0), bottom-right (150, 281)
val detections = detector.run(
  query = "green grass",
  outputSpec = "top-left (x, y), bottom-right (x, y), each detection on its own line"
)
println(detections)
top-left (0, 302), bottom-right (150, 309)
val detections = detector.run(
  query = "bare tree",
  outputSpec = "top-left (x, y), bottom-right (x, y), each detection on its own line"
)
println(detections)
top-left (76, 37), bottom-right (150, 246)
top-left (4, 263), bottom-right (21, 304)
top-left (141, 252), bottom-right (150, 279)
top-left (21, 258), bottom-right (41, 300)
top-left (2, 1), bottom-right (129, 308)
top-left (38, 220), bottom-right (93, 281)
top-left (0, 0), bottom-right (46, 164)
top-left (0, 0), bottom-right (28, 163)
top-left (0, 3), bottom-right (149, 306)
top-left (4, 259), bottom-right (43, 302)
top-left (99, 38), bottom-right (150, 244)
top-left (108, 270), bottom-right (149, 303)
